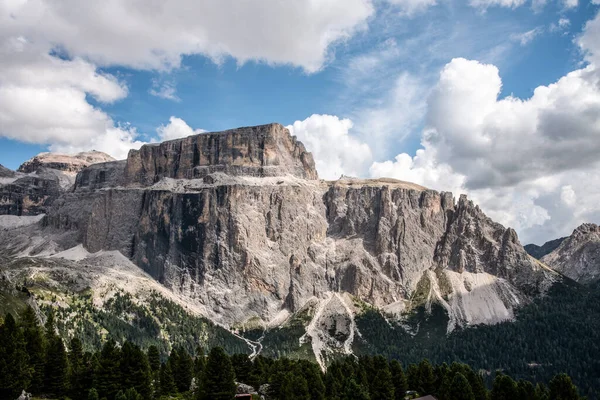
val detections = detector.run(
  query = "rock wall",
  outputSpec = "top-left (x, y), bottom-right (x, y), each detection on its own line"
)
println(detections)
top-left (124, 123), bottom-right (318, 186)
top-left (35, 123), bottom-right (554, 327)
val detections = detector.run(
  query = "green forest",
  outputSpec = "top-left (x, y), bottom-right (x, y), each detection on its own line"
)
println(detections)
top-left (0, 306), bottom-right (589, 400)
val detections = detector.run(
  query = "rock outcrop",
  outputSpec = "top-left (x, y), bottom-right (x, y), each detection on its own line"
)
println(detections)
top-left (124, 123), bottom-right (317, 186)
top-left (33, 124), bottom-right (554, 330)
top-left (541, 223), bottom-right (600, 283)
top-left (18, 151), bottom-right (114, 175)
top-left (0, 151), bottom-right (115, 216)
top-left (0, 123), bottom-right (559, 364)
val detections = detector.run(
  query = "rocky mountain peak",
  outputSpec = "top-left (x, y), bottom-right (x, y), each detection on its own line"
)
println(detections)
top-left (540, 223), bottom-right (600, 283)
top-left (124, 123), bottom-right (318, 186)
top-left (18, 151), bottom-right (115, 175)
top-left (0, 164), bottom-right (15, 178)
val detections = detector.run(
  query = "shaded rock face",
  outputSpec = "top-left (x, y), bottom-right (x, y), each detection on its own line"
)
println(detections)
top-left (0, 173), bottom-right (61, 216)
top-left (541, 223), bottom-right (600, 284)
top-left (124, 123), bottom-right (318, 186)
top-left (0, 152), bottom-right (116, 217)
top-left (0, 164), bottom-right (15, 178)
top-left (525, 237), bottom-right (567, 260)
top-left (35, 124), bottom-right (554, 329)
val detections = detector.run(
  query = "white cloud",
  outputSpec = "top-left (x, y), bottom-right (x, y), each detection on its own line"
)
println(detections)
top-left (386, 0), bottom-right (437, 15)
top-left (469, 0), bottom-right (527, 10)
top-left (563, 0), bottom-right (578, 8)
top-left (369, 12), bottom-right (600, 244)
top-left (149, 79), bottom-right (180, 102)
top-left (510, 27), bottom-right (544, 45)
top-left (287, 114), bottom-right (372, 180)
top-left (2, 0), bottom-right (374, 73)
top-left (157, 117), bottom-right (206, 141)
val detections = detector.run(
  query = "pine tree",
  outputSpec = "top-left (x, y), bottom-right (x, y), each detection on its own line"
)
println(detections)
top-left (232, 353), bottom-right (253, 384)
top-left (535, 383), bottom-right (550, 400)
top-left (20, 306), bottom-right (45, 393)
top-left (88, 387), bottom-right (100, 400)
top-left (448, 373), bottom-right (475, 400)
top-left (490, 373), bottom-right (519, 400)
top-left (342, 378), bottom-right (371, 400)
top-left (172, 345), bottom-right (193, 392)
top-left (549, 374), bottom-right (580, 400)
top-left (120, 341), bottom-right (152, 399)
top-left (407, 363), bottom-right (420, 391)
top-left (418, 359), bottom-right (437, 395)
top-left (390, 360), bottom-right (408, 400)
top-left (160, 362), bottom-right (177, 396)
top-left (517, 379), bottom-right (536, 400)
top-left (298, 359), bottom-right (325, 400)
top-left (115, 390), bottom-right (127, 400)
top-left (279, 371), bottom-right (311, 400)
top-left (69, 337), bottom-right (85, 398)
top-left (0, 313), bottom-right (31, 398)
top-left (44, 335), bottom-right (69, 397)
top-left (369, 359), bottom-right (395, 400)
top-left (147, 345), bottom-right (160, 373)
top-left (198, 346), bottom-right (236, 400)
top-left (125, 387), bottom-right (143, 400)
top-left (95, 339), bottom-right (121, 400)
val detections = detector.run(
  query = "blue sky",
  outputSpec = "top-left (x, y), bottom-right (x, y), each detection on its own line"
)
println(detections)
top-left (1, 0), bottom-right (600, 244)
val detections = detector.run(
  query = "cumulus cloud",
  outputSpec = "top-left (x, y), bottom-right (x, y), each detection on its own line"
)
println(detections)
top-left (149, 79), bottom-right (180, 102)
top-left (2, 0), bottom-right (374, 73)
top-left (369, 11), bottom-right (600, 244)
top-left (469, 0), bottom-right (527, 10)
top-left (157, 117), bottom-right (206, 141)
top-left (287, 115), bottom-right (372, 180)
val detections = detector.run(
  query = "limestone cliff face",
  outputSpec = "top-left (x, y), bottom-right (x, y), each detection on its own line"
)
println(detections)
top-left (0, 151), bottom-right (115, 217)
top-left (124, 123), bottom-right (318, 186)
top-left (541, 223), bottom-right (600, 283)
top-left (19, 124), bottom-right (554, 336)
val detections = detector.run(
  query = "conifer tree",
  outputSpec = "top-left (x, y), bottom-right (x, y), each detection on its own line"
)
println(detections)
top-left (147, 345), bottom-right (160, 373)
top-left (448, 372), bottom-right (475, 400)
top-left (69, 337), bottom-right (85, 398)
top-left (120, 341), bottom-right (152, 399)
top-left (535, 383), bottom-right (550, 400)
top-left (125, 387), bottom-right (143, 400)
top-left (0, 313), bottom-right (31, 398)
top-left (115, 389), bottom-right (127, 400)
top-left (21, 306), bottom-right (45, 393)
top-left (44, 335), bottom-right (69, 397)
top-left (342, 378), bottom-right (371, 400)
top-left (390, 360), bottom-right (408, 400)
top-left (198, 346), bottom-right (236, 400)
top-left (232, 353), bottom-right (253, 384)
top-left (88, 387), bottom-right (100, 400)
top-left (418, 359), bottom-right (437, 395)
top-left (172, 345), bottom-right (193, 392)
top-left (279, 371), bottom-right (311, 400)
top-left (160, 361), bottom-right (177, 396)
top-left (369, 358), bottom-right (395, 400)
top-left (299, 359), bottom-right (325, 400)
top-left (490, 373), bottom-right (519, 400)
top-left (549, 374), bottom-right (580, 400)
top-left (96, 339), bottom-right (121, 400)
top-left (407, 363), bottom-right (420, 391)
top-left (517, 379), bottom-right (536, 400)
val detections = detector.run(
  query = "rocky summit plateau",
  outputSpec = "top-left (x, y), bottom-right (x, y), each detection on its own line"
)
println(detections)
top-left (0, 123), bottom-right (562, 366)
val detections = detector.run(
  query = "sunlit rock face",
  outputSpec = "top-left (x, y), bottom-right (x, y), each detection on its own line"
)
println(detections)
top-left (22, 123), bottom-right (554, 334)
top-left (541, 223), bottom-right (600, 284)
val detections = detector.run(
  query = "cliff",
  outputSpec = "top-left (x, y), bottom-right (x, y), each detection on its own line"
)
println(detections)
top-left (0, 123), bottom-right (558, 365)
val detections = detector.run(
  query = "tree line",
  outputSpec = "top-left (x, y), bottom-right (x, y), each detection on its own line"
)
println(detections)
top-left (0, 306), bottom-right (586, 400)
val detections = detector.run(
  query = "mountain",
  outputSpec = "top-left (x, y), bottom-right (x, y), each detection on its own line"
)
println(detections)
top-left (524, 237), bottom-right (566, 259)
top-left (0, 123), bottom-right (560, 366)
top-left (17, 150), bottom-right (115, 175)
top-left (0, 151), bottom-right (114, 216)
top-left (539, 223), bottom-right (600, 284)
top-left (0, 164), bottom-right (15, 178)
